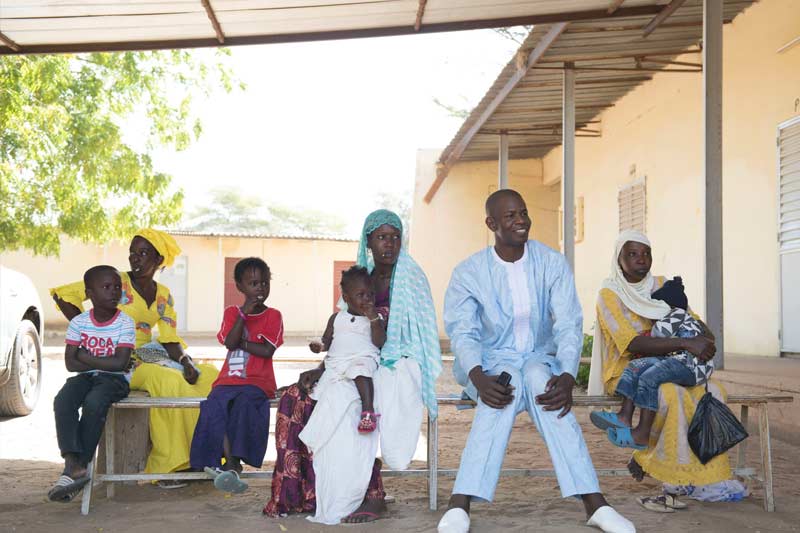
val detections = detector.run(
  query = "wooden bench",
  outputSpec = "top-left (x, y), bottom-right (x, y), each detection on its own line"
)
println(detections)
top-left (80, 393), bottom-right (793, 515)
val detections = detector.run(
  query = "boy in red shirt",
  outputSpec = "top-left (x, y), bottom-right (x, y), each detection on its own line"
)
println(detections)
top-left (190, 257), bottom-right (283, 493)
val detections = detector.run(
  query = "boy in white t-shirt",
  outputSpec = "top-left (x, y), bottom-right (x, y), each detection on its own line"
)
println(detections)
top-left (48, 265), bottom-right (135, 503)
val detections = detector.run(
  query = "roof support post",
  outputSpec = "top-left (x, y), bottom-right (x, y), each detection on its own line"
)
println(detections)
top-left (703, 0), bottom-right (724, 369)
top-left (562, 62), bottom-right (576, 270)
top-left (498, 132), bottom-right (509, 189)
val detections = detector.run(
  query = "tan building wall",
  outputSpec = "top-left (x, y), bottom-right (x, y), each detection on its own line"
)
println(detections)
top-left (410, 150), bottom-right (560, 333)
top-left (0, 234), bottom-right (357, 336)
top-left (412, 0), bottom-right (799, 355)
top-left (539, 0), bottom-right (800, 357)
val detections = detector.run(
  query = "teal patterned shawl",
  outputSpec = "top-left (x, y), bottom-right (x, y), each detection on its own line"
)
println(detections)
top-left (357, 209), bottom-right (443, 418)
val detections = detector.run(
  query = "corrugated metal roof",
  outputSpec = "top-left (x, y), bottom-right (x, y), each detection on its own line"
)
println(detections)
top-left (168, 229), bottom-right (358, 242)
top-left (2, 0), bottom-right (672, 54)
top-left (438, 0), bottom-right (756, 167)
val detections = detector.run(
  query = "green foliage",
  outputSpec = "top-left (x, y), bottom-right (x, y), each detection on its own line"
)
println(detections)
top-left (0, 49), bottom-right (239, 256)
top-left (576, 363), bottom-right (590, 388)
top-left (182, 187), bottom-right (348, 236)
top-left (582, 334), bottom-right (594, 358)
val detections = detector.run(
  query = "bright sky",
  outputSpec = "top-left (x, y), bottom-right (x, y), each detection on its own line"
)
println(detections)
top-left (149, 29), bottom-right (520, 235)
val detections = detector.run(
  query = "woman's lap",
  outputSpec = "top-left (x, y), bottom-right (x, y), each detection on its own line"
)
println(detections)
top-left (130, 362), bottom-right (219, 473)
top-left (609, 377), bottom-right (732, 485)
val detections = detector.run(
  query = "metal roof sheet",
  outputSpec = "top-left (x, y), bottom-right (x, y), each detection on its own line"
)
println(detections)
top-left (437, 0), bottom-right (756, 167)
top-left (2, 0), bottom-right (671, 54)
top-left (168, 229), bottom-right (358, 242)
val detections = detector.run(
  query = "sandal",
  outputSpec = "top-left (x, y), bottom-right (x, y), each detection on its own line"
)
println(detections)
top-left (48, 475), bottom-right (90, 502)
top-left (358, 411), bottom-right (380, 434)
top-left (590, 410), bottom-right (629, 431)
top-left (214, 470), bottom-right (248, 494)
top-left (607, 426), bottom-right (648, 450)
top-left (637, 495), bottom-right (679, 513)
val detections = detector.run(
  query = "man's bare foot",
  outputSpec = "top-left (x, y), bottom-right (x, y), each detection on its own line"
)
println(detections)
top-left (628, 458), bottom-right (645, 482)
top-left (616, 410), bottom-right (633, 428)
top-left (341, 497), bottom-right (386, 523)
top-left (629, 426), bottom-right (650, 446)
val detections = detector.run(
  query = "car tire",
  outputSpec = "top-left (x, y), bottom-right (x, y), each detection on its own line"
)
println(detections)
top-left (0, 320), bottom-right (42, 416)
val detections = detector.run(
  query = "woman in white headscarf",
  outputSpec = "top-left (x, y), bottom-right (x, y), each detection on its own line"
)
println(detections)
top-left (587, 231), bottom-right (734, 492)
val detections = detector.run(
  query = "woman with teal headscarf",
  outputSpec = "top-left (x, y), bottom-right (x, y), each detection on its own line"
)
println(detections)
top-left (264, 209), bottom-right (442, 524)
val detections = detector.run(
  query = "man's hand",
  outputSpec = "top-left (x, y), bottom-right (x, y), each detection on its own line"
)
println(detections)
top-left (469, 367), bottom-right (514, 409)
top-left (182, 358), bottom-right (199, 385)
top-left (298, 367), bottom-right (324, 394)
top-left (684, 336), bottom-right (716, 362)
top-left (535, 373), bottom-right (575, 418)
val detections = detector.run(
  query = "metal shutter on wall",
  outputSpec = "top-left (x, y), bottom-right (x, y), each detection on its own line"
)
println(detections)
top-left (618, 180), bottom-right (646, 233)
top-left (779, 117), bottom-right (800, 353)
top-left (780, 119), bottom-right (800, 252)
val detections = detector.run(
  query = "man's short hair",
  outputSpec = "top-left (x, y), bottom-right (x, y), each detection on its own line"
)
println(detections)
top-left (83, 265), bottom-right (119, 286)
top-left (485, 189), bottom-right (524, 217)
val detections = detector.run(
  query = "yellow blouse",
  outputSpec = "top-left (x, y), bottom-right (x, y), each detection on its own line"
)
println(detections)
top-left (595, 275), bottom-right (702, 392)
top-left (50, 271), bottom-right (186, 349)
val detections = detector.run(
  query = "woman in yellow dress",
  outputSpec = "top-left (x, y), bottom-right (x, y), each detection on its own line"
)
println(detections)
top-left (51, 229), bottom-right (218, 483)
top-left (587, 230), bottom-right (734, 495)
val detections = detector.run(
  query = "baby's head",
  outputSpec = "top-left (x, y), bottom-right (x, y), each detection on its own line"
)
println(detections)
top-left (340, 266), bottom-right (374, 316)
top-left (652, 276), bottom-right (688, 310)
top-left (234, 257), bottom-right (271, 302)
top-left (84, 265), bottom-right (122, 314)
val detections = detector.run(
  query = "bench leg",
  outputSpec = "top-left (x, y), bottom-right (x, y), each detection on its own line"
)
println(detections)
top-left (427, 412), bottom-right (439, 511)
top-left (106, 407), bottom-right (116, 499)
top-left (758, 406), bottom-right (775, 512)
top-left (81, 454), bottom-right (97, 515)
top-left (736, 405), bottom-right (749, 470)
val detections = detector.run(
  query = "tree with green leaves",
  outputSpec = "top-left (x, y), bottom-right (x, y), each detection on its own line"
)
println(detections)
top-left (0, 49), bottom-right (239, 256)
top-left (181, 187), bottom-right (348, 237)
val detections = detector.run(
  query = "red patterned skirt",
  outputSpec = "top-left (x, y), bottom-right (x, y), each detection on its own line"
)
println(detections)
top-left (263, 384), bottom-right (385, 517)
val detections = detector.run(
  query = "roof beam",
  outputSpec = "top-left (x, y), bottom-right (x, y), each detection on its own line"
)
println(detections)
top-left (414, 0), bottom-right (428, 31)
top-left (607, 0), bottom-right (626, 14)
top-left (0, 31), bottom-right (21, 52)
top-left (201, 0), bottom-right (225, 44)
top-left (643, 0), bottom-right (688, 38)
top-left (425, 22), bottom-right (569, 203)
top-left (0, 5), bottom-right (664, 56)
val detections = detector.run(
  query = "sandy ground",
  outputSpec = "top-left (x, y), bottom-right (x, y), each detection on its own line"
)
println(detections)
top-left (1, 342), bottom-right (799, 533)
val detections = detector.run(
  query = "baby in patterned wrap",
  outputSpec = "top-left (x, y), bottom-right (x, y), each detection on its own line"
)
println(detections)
top-left (650, 276), bottom-right (714, 385)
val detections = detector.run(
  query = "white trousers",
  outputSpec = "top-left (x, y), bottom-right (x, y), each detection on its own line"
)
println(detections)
top-left (452, 359), bottom-right (600, 502)
top-left (300, 370), bottom-right (379, 525)
top-left (374, 357), bottom-right (424, 470)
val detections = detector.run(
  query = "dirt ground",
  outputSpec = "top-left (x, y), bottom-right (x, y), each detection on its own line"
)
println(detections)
top-left (1, 345), bottom-right (799, 533)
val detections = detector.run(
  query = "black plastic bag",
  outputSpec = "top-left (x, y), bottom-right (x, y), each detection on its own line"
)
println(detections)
top-left (688, 388), bottom-right (749, 464)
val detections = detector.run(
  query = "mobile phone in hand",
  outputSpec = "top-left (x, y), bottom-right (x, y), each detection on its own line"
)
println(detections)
top-left (497, 371), bottom-right (512, 387)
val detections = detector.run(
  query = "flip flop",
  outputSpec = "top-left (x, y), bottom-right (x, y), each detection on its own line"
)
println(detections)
top-left (636, 495), bottom-right (675, 513)
top-left (590, 410), bottom-right (629, 431)
top-left (661, 494), bottom-right (688, 510)
top-left (48, 475), bottom-right (90, 502)
top-left (213, 470), bottom-right (248, 494)
top-left (607, 427), bottom-right (648, 450)
top-left (204, 466), bottom-right (222, 479)
top-left (341, 511), bottom-right (381, 524)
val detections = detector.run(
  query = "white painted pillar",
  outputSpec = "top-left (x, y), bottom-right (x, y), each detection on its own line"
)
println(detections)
top-left (704, 0), bottom-right (724, 369)
top-left (562, 62), bottom-right (576, 269)
top-left (498, 132), bottom-right (509, 189)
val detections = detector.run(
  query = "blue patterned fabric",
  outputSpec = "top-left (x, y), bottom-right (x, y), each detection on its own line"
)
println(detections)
top-left (355, 210), bottom-right (443, 418)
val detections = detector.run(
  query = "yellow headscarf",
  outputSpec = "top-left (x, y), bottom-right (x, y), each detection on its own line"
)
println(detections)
top-left (134, 229), bottom-right (181, 268)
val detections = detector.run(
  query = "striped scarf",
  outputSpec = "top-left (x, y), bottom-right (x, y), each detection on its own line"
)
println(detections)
top-left (356, 210), bottom-right (443, 418)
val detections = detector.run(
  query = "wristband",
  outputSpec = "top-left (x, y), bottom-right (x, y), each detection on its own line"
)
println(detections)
top-left (237, 307), bottom-right (247, 320)
top-left (369, 316), bottom-right (382, 322)
top-left (179, 354), bottom-right (190, 365)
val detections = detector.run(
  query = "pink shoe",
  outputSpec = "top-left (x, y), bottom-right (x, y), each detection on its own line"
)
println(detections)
top-left (358, 411), bottom-right (380, 433)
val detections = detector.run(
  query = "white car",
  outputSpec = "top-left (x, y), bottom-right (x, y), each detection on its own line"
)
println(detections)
top-left (0, 265), bottom-right (43, 416)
